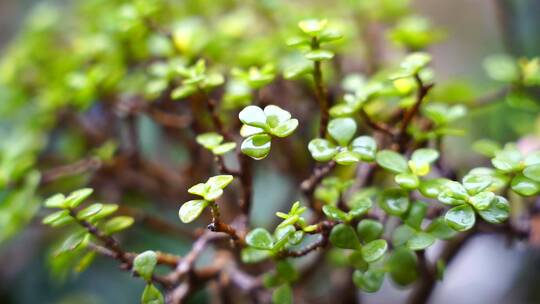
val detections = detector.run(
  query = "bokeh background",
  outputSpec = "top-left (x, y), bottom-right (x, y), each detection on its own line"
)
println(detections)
top-left (0, 0), bottom-right (539, 303)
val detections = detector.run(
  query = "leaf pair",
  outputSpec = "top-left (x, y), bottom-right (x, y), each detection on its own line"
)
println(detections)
top-left (243, 225), bottom-right (304, 263)
top-left (196, 132), bottom-right (237, 155)
top-left (308, 118), bottom-right (377, 165)
top-left (179, 175), bottom-right (234, 223)
top-left (239, 105), bottom-right (298, 159)
top-left (437, 178), bottom-right (509, 231)
top-left (171, 59), bottom-right (224, 99)
top-left (329, 223), bottom-right (388, 264)
top-left (491, 145), bottom-right (540, 196)
top-left (376, 149), bottom-right (439, 190)
top-left (231, 64), bottom-right (275, 89)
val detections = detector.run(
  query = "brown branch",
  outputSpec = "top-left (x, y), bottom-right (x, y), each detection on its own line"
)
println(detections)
top-left (280, 221), bottom-right (336, 258)
top-left (215, 155), bottom-right (240, 176)
top-left (40, 158), bottom-right (102, 185)
top-left (406, 230), bottom-right (474, 304)
top-left (398, 74), bottom-right (434, 151)
top-left (238, 154), bottom-right (253, 217)
top-left (118, 205), bottom-right (196, 240)
top-left (311, 38), bottom-right (330, 138)
top-left (300, 161), bottom-right (337, 208)
top-left (208, 203), bottom-right (245, 246)
top-left (359, 108), bottom-right (395, 137)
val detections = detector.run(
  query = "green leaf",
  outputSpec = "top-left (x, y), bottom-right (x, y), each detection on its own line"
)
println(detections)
top-left (207, 175), bottom-right (234, 189)
top-left (328, 118), bottom-right (357, 146)
top-left (286, 35), bottom-right (310, 47)
top-left (491, 148), bottom-right (522, 173)
top-left (141, 284), bottom-right (164, 304)
top-left (426, 218), bottom-right (457, 240)
top-left (133, 251), bottom-right (157, 281)
top-left (524, 151), bottom-right (540, 166)
top-left (77, 203), bottom-right (104, 220)
top-left (322, 205), bottom-right (350, 222)
top-left (329, 224), bottom-right (360, 249)
top-left (264, 105), bottom-right (292, 128)
top-left (404, 201), bottom-right (427, 230)
top-left (395, 173), bottom-right (419, 190)
top-left (379, 189), bottom-right (410, 216)
top-left (65, 188), bottom-right (94, 208)
top-left (92, 204), bottom-right (119, 220)
top-left (103, 216), bottom-right (134, 235)
top-left (511, 174), bottom-right (540, 196)
top-left (393, 52), bottom-right (431, 78)
top-left (188, 183), bottom-right (207, 197)
top-left (205, 73), bottom-right (224, 87)
top-left (42, 210), bottom-right (70, 226)
top-left (472, 139), bottom-right (502, 158)
top-left (240, 125), bottom-right (265, 137)
top-left (298, 18), bottom-right (327, 36)
top-left (353, 269), bottom-right (385, 293)
top-left (44, 193), bottom-right (67, 209)
top-left (56, 232), bottom-right (88, 256)
top-left (239, 105), bottom-right (268, 128)
top-left (445, 205), bottom-right (475, 232)
top-left (348, 197), bottom-right (373, 218)
top-left (361, 239), bottom-right (388, 263)
top-left (212, 142), bottom-right (237, 155)
top-left (462, 174), bottom-right (493, 195)
top-left (179, 200), bottom-right (209, 223)
top-left (246, 228), bottom-right (274, 250)
top-left (196, 132), bottom-right (223, 149)
top-left (483, 54), bottom-right (519, 82)
top-left (308, 139), bottom-right (338, 162)
top-left (241, 247), bottom-right (271, 263)
top-left (351, 136), bottom-right (377, 161)
top-left (376, 150), bottom-right (408, 173)
top-left (478, 196), bottom-right (510, 224)
top-left (406, 232), bottom-right (435, 251)
top-left (271, 119), bottom-right (299, 138)
top-left (392, 225), bottom-right (415, 247)
top-left (437, 181), bottom-right (468, 205)
top-left (409, 149), bottom-right (438, 176)
top-left (171, 84), bottom-right (197, 100)
top-left (241, 134), bottom-right (272, 160)
top-left (319, 29), bottom-right (343, 43)
top-left (283, 60), bottom-right (313, 79)
top-left (273, 226), bottom-right (296, 251)
top-left (203, 187), bottom-right (223, 201)
top-left (334, 150), bottom-right (361, 165)
top-left (348, 251), bottom-right (369, 271)
top-left (419, 178), bottom-right (450, 198)
top-left (357, 219), bottom-right (383, 243)
top-left (411, 148), bottom-right (439, 164)
top-left (469, 191), bottom-right (495, 211)
top-left (386, 247), bottom-right (418, 286)
top-left (276, 261), bottom-right (298, 282)
top-left (272, 284), bottom-right (293, 304)
top-left (305, 49), bottom-right (334, 61)
top-left (524, 164), bottom-right (540, 182)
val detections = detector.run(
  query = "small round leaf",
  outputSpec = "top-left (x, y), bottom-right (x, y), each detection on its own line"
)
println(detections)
top-left (329, 223), bottom-right (361, 249)
top-left (241, 134), bottom-right (272, 160)
top-left (445, 205), bottom-right (475, 232)
top-left (376, 150), bottom-right (408, 173)
top-left (308, 138), bottom-right (338, 162)
top-left (328, 118), bottom-right (357, 146)
top-left (361, 239), bottom-right (388, 263)
top-left (179, 200), bottom-right (209, 223)
top-left (134, 251), bottom-right (157, 281)
top-left (246, 228), bottom-right (274, 250)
